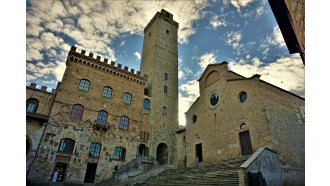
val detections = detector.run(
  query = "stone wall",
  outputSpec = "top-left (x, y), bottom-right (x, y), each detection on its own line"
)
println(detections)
top-left (184, 63), bottom-right (304, 173)
top-left (27, 50), bottom-right (147, 184)
top-left (140, 9), bottom-right (179, 166)
top-left (241, 147), bottom-right (282, 186)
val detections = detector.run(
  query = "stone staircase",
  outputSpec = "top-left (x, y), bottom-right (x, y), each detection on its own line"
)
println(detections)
top-left (136, 156), bottom-right (249, 186)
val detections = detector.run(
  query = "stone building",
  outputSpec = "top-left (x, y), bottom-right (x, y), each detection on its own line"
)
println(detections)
top-left (26, 84), bottom-right (56, 175)
top-left (269, 0), bottom-right (305, 63)
top-left (27, 9), bottom-right (304, 185)
top-left (26, 9), bottom-right (180, 185)
top-left (183, 62), bottom-right (305, 185)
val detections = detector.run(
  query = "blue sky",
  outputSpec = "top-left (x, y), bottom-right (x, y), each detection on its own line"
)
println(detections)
top-left (26, 0), bottom-right (305, 126)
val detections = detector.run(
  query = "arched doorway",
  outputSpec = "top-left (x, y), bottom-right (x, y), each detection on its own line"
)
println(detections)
top-left (156, 143), bottom-right (168, 165)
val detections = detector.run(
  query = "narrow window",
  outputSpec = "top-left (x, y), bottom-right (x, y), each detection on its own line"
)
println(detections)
top-left (123, 92), bottom-right (132, 105)
top-left (70, 104), bottom-right (84, 120)
top-left (149, 32), bottom-right (151, 37)
top-left (89, 143), bottom-right (101, 157)
top-left (143, 98), bottom-right (150, 110)
top-left (79, 79), bottom-right (90, 91)
top-left (119, 116), bottom-right (129, 130)
top-left (162, 106), bottom-right (167, 115)
top-left (113, 147), bottom-right (126, 160)
top-left (58, 138), bottom-right (75, 154)
top-left (164, 73), bottom-right (168, 80)
top-left (166, 29), bottom-right (169, 34)
top-left (103, 86), bottom-right (112, 98)
top-left (164, 85), bottom-right (167, 93)
top-left (26, 98), bottom-right (39, 113)
top-left (96, 110), bottom-right (108, 127)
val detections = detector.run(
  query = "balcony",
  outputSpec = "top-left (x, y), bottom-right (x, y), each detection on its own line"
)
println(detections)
top-left (93, 120), bottom-right (109, 130)
top-left (26, 112), bottom-right (49, 123)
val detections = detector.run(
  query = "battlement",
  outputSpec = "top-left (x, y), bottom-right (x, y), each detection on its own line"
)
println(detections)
top-left (144, 9), bottom-right (179, 33)
top-left (67, 46), bottom-right (146, 84)
top-left (27, 83), bottom-right (57, 94)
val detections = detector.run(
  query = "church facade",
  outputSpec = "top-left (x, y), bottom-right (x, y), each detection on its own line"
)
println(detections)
top-left (26, 9), bottom-right (304, 185)
top-left (182, 63), bottom-right (305, 184)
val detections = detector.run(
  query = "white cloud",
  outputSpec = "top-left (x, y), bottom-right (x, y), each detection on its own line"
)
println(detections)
top-left (261, 26), bottom-right (286, 52)
top-left (230, 0), bottom-right (255, 11)
top-left (267, 26), bottom-right (286, 47)
top-left (179, 80), bottom-right (200, 126)
top-left (209, 16), bottom-right (227, 30)
top-left (26, 1), bottom-right (209, 87)
top-left (199, 52), bottom-right (217, 70)
top-left (228, 54), bottom-right (305, 97)
top-left (178, 70), bottom-right (184, 79)
top-left (256, 6), bottom-right (264, 16)
top-left (179, 80), bottom-right (200, 100)
top-left (179, 94), bottom-right (197, 126)
top-left (120, 40), bottom-right (126, 46)
top-left (226, 31), bottom-right (242, 49)
top-left (134, 51), bottom-right (141, 60)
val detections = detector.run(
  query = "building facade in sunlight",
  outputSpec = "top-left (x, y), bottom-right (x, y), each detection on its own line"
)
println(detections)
top-left (27, 9), bottom-right (304, 185)
top-left (26, 9), bottom-right (180, 184)
top-left (182, 62), bottom-right (305, 185)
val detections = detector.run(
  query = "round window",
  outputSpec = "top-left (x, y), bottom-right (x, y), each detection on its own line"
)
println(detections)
top-left (239, 91), bottom-right (247, 103)
top-left (210, 92), bottom-right (219, 106)
top-left (193, 115), bottom-right (197, 123)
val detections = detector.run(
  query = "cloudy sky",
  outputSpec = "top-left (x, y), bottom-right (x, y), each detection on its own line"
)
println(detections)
top-left (26, 0), bottom-right (305, 126)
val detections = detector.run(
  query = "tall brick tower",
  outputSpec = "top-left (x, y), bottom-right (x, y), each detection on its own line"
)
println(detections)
top-left (140, 9), bottom-right (179, 165)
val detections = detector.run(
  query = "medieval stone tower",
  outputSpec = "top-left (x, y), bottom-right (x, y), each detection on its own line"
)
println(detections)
top-left (140, 9), bottom-right (179, 165)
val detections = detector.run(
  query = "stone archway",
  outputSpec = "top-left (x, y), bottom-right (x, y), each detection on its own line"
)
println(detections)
top-left (156, 143), bottom-right (169, 165)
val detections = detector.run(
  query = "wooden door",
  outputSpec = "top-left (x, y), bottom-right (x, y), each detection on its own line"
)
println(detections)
top-left (239, 131), bottom-right (253, 155)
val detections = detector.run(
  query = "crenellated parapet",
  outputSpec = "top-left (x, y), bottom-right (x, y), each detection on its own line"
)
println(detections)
top-left (27, 83), bottom-right (57, 94)
top-left (67, 46), bottom-right (147, 85)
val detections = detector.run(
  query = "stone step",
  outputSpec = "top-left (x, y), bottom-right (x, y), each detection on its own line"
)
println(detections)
top-left (138, 157), bottom-right (250, 186)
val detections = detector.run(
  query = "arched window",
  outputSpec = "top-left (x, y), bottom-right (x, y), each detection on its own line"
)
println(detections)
top-left (162, 106), bottom-right (167, 115)
top-left (123, 92), bottom-right (132, 105)
top-left (119, 116), bottom-right (129, 130)
top-left (79, 79), bottom-right (90, 91)
top-left (143, 98), bottom-right (150, 110)
top-left (70, 104), bottom-right (84, 120)
top-left (103, 86), bottom-right (112, 98)
top-left (164, 85), bottom-right (167, 93)
top-left (164, 73), bottom-right (168, 80)
top-left (58, 138), bottom-right (75, 154)
top-left (89, 143), bottom-right (101, 157)
top-left (26, 98), bottom-right (39, 113)
top-left (113, 147), bottom-right (126, 160)
top-left (96, 110), bottom-right (108, 126)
